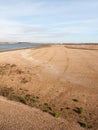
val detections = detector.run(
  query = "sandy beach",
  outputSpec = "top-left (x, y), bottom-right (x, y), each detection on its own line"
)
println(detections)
top-left (0, 45), bottom-right (98, 130)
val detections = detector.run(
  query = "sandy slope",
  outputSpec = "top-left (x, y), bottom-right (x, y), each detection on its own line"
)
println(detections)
top-left (0, 45), bottom-right (98, 130)
top-left (0, 96), bottom-right (68, 130)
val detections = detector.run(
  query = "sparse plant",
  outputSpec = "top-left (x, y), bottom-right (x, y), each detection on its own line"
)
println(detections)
top-left (74, 107), bottom-right (83, 114)
top-left (32, 96), bottom-right (40, 102)
top-left (78, 122), bottom-right (87, 128)
top-left (72, 99), bottom-right (79, 102)
top-left (17, 96), bottom-right (26, 104)
top-left (54, 113), bottom-right (60, 118)
top-left (44, 103), bottom-right (49, 106)
top-left (44, 103), bottom-right (52, 110)
top-left (78, 107), bottom-right (83, 114)
top-left (47, 106), bottom-right (52, 110)
top-left (0, 87), bottom-right (13, 97)
top-left (43, 109), bottom-right (48, 112)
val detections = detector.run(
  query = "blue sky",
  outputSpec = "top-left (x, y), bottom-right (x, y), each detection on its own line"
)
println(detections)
top-left (0, 0), bottom-right (98, 43)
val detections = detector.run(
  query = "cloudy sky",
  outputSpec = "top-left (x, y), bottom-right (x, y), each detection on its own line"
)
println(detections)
top-left (0, 0), bottom-right (98, 43)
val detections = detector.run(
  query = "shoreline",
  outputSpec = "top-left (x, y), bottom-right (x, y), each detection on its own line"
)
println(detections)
top-left (0, 44), bottom-right (52, 53)
top-left (0, 43), bottom-right (98, 53)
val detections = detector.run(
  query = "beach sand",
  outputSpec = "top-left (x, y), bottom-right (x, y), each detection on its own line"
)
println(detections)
top-left (0, 45), bottom-right (98, 130)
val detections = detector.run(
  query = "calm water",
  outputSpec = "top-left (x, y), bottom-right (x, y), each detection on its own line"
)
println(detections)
top-left (0, 43), bottom-right (42, 51)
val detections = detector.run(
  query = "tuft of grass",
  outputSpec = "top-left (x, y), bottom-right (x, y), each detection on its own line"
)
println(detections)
top-left (54, 113), bottom-right (60, 118)
top-left (47, 106), bottom-right (52, 110)
top-left (78, 107), bottom-right (83, 114)
top-left (0, 87), bottom-right (14, 97)
top-left (44, 103), bottom-right (52, 111)
top-left (32, 96), bottom-right (40, 102)
top-left (44, 103), bottom-right (49, 106)
top-left (17, 96), bottom-right (27, 104)
top-left (72, 99), bottom-right (79, 102)
top-left (43, 109), bottom-right (48, 112)
top-left (78, 122), bottom-right (87, 128)
top-left (48, 111), bottom-right (60, 118)
top-left (0, 87), bottom-right (27, 104)
top-left (74, 107), bottom-right (83, 114)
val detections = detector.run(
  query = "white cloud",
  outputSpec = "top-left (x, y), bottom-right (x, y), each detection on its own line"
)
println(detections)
top-left (53, 18), bottom-right (98, 26)
top-left (0, 0), bottom-right (98, 42)
top-left (0, 17), bottom-right (97, 42)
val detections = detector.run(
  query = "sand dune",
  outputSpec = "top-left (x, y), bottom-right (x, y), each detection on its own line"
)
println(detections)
top-left (0, 45), bottom-right (98, 130)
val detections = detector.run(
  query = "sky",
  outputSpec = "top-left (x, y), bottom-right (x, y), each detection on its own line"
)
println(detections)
top-left (0, 0), bottom-right (98, 43)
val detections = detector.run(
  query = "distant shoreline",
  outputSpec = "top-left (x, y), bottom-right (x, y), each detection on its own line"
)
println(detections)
top-left (0, 44), bottom-right (51, 53)
top-left (0, 42), bottom-right (98, 45)
top-left (0, 42), bottom-right (44, 45)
